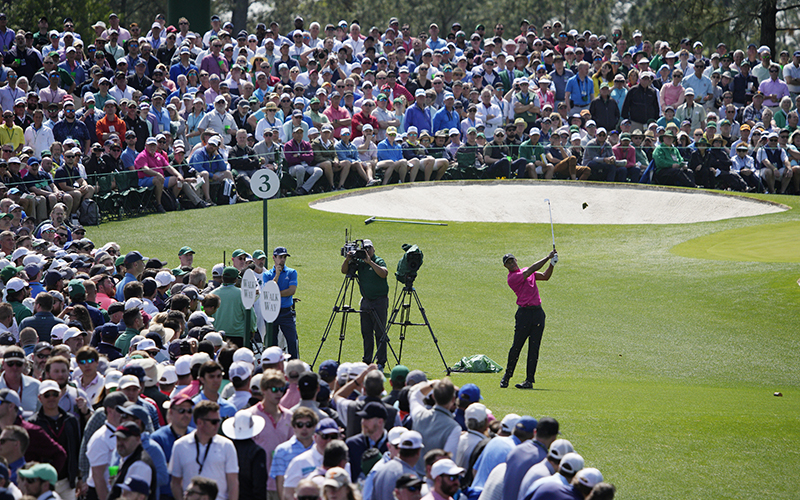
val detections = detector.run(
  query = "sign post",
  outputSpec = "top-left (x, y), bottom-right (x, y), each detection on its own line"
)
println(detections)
top-left (249, 170), bottom-right (280, 346)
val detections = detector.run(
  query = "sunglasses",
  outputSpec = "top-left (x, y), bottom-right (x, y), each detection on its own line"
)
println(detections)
top-left (0, 438), bottom-right (17, 445)
top-left (4, 361), bottom-right (23, 368)
top-left (36, 352), bottom-right (51, 359)
top-left (172, 407), bottom-right (192, 415)
top-left (22, 477), bottom-right (38, 484)
top-left (201, 418), bottom-right (221, 425)
top-left (294, 421), bottom-right (314, 428)
top-left (317, 433), bottom-right (336, 440)
top-left (402, 486), bottom-right (420, 493)
top-left (78, 359), bottom-right (96, 365)
top-left (42, 391), bottom-right (60, 399)
top-left (269, 384), bottom-right (289, 393)
top-left (445, 475), bottom-right (460, 482)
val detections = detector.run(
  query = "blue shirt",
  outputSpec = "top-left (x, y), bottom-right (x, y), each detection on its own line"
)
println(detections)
top-left (121, 146), bottom-right (138, 169)
top-left (116, 272), bottom-right (138, 302)
top-left (262, 265), bottom-right (297, 308)
top-left (151, 425), bottom-right (184, 498)
top-left (169, 62), bottom-right (199, 82)
top-left (565, 75), bottom-right (593, 106)
top-left (190, 147), bottom-right (228, 174)
top-left (377, 139), bottom-right (403, 161)
top-left (682, 73), bottom-right (714, 100)
top-left (471, 435), bottom-right (520, 488)
top-left (269, 435), bottom-right (311, 479)
top-left (404, 104), bottom-right (431, 134)
top-left (335, 140), bottom-right (360, 161)
top-left (189, 392), bottom-right (237, 429)
top-left (432, 106), bottom-right (459, 133)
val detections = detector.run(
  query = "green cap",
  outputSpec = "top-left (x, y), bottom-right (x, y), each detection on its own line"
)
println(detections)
top-left (222, 266), bottom-right (239, 280)
top-left (231, 249), bottom-right (246, 259)
top-left (309, 97), bottom-right (320, 105)
top-left (719, 119), bottom-right (731, 126)
top-left (19, 463), bottom-right (58, 486)
top-left (67, 279), bottom-right (85, 297)
top-left (620, 133), bottom-right (631, 142)
top-left (707, 122), bottom-right (717, 128)
top-left (178, 246), bottom-right (195, 256)
top-left (466, 127), bottom-right (477, 135)
top-left (390, 365), bottom-right (410, 382)
top-left (0, 213), bottom-right (11, 220)
top-left (252, 250), bottom-right (266, 260)
top-left (172, 267), bottom-right (189, 277)
top-left (115, 256), bottom-right (125, 267)
top-left (0, 266), bottom-right (18, 283)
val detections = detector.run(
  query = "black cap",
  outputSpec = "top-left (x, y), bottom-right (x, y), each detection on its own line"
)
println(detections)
top-left (145, 258), bottom-right (167, 269)
top-left (298, 371), bottom-right (319, 391)
top-left (114, 421), bottom-right (141, 438)
top-left (395, 474), bottom-right (424, 490)
top-left (142, 277), bottom-right (158, 296)
top-left (34, 342), bottom-right (53, 354)
top-left (355, 401), bottom-right (388, 420)
top-left (107, 302), bottom-right (125, 315)
top-left (502, 253), bottom-right (515, 265)
top-left (273, 246), bottom-right (290, 257)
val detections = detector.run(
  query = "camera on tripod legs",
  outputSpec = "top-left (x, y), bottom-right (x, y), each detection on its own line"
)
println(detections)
top-left (395, 243), bottom-right (424, 286)
top-left (341, 239), bottom-right (368, 260)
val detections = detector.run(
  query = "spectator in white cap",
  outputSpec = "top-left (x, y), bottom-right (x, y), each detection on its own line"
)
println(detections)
top-left (370, 430), bottom-right (423, 500)
top-left (531, 466), bottom-right (602, 500)
top-left (225, 362), bottom-right (253, 410)
top-left (198, 95), bottom-right (237, 139)
top-left (523, 451), bottom-right (585, 500)
top-left (221, 410), bottom-right (267, 500)
top-left (425, 458), bottom-right (463, 500)
top-left (455, 403), bottom-right (488, 472)
top-left (517, 439), bottom-right (576, 500)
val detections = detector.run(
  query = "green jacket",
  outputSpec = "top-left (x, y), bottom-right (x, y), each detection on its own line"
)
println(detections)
top-left (211, 284), bottom-right (256, 343)
top-left (653, 144), bottom-right (682, 172)
top-left (115, 328), bottom-right (139, 354)
top-left (518, 139), bottom-right (546, 162)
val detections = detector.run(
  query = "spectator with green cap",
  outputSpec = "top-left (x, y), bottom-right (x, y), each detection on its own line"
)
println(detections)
top-left (210, 266), bottom-right (255, 348)
top-left (177, 247), bottom-right (195, 269)
top-left (251, 250), bottom-right (266, 274)
top-left (231, 249), bottom-right (248, 272)
top-left (383, 365), bottom-right (408, 406)
top-left (18, 463), bottom-right (59, 497)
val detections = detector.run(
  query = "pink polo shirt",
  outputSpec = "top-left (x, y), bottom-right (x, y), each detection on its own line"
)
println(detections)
top-left (245, 402), bottom-right (294, 491)
top-left (323, 105), bottom-right (351, 139)
top-left (507, 267), bottom-right (541, 307)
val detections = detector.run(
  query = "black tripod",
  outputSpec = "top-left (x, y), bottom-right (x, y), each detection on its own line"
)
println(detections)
top-left (311, 267), bottom-right (399, 369)
top-left (386, 279), bottom-right (451, 375)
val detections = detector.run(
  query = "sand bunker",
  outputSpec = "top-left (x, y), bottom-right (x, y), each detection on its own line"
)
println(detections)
top-left (310, 181), bottom-right (788, 225)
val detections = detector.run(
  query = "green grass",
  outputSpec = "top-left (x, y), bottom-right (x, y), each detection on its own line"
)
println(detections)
top-left (88, 185), bottom-right (800, 500)
top-left (672, 220), bottom-right (800, 262)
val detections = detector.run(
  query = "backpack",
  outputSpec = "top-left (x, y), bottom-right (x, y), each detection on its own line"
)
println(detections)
top-left (215, 178), bottom-right (236, 205)
top-left (78, 198), bottom-right (100, 226)
top-left (160, 189), bottom-right (179, 212)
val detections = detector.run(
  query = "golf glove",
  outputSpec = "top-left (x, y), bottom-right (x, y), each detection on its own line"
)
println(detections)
top-left (552, 253), bottom-right (558, 264)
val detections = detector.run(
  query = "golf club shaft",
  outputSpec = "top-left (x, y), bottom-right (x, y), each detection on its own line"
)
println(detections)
top-left (547, 201), bottom-right (556, 251)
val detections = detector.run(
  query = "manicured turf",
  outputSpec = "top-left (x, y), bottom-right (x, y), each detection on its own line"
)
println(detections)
top-left (88, 185), bottom-right (800, 500)
top-left (671, 220), bottom-right (800, 262)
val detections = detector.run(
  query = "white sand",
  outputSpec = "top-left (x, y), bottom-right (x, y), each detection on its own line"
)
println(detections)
top-left (310, 181), bottom-right (788, 225)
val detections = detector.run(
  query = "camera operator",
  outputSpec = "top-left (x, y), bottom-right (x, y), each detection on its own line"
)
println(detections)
top-left (341, 239), bottom-right (389, 369)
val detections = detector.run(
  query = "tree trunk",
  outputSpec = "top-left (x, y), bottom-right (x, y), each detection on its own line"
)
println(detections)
top-left (760, 0), bottom-right (778, 53)
top-left (233, 0), bottom-right (248, 32)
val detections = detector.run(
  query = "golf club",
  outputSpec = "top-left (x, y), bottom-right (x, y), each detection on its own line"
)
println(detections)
top-left (545, 199), bottom-right (555, 252)
top-left (364, 216), bottom-right (447, 226)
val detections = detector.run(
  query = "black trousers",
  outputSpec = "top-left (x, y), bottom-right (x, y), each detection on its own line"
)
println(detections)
top-left (505, 305), bottom-right (546, 382)
top-left (360, 295), bottom-right (389, 365)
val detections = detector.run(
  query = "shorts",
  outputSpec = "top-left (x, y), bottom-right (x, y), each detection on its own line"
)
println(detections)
top-left (139, 176), bottom-right (169, 188)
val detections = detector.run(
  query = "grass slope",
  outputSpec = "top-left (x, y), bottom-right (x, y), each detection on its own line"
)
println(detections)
top-left (88, 186), bottom-right (800, 500)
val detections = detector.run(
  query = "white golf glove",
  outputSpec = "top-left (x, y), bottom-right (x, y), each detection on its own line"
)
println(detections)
top-left (552, 253), bottom-right (558, 264)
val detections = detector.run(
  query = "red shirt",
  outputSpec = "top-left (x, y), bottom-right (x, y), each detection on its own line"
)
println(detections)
top-left (351, 110), bottom-right (379, 140)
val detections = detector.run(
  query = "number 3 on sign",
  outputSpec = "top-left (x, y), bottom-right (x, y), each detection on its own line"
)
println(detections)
top-left (250, 169), bottom-right (280, 199)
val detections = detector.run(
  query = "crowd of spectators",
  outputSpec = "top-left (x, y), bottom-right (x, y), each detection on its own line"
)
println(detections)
top-left (0, 230), bottom-right (615, 500)
top-left (0, 12), bottom-right (798, 216)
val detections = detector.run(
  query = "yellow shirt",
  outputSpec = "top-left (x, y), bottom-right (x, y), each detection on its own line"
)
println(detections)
top-left (0, 124), bottom-right (24, 151)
